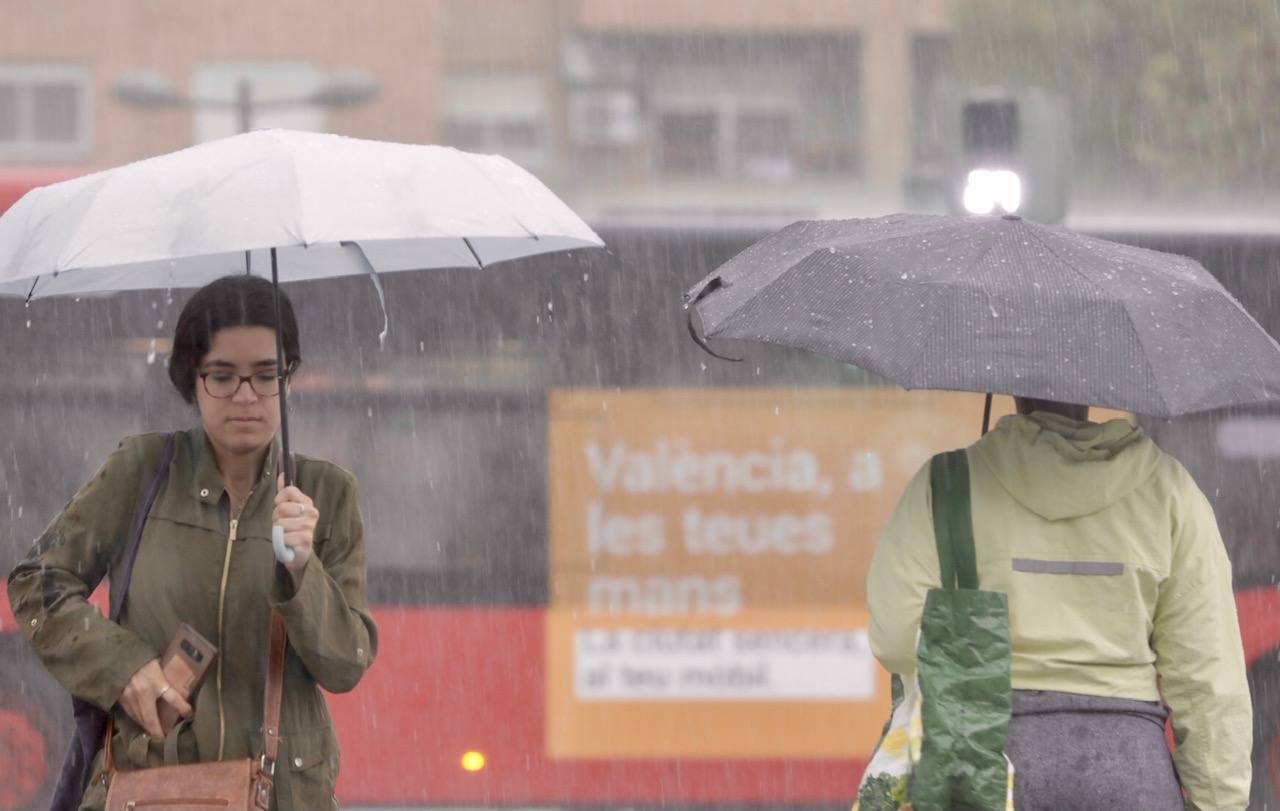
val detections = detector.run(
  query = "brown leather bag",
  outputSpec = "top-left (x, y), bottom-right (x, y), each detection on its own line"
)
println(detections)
top-left (101, 611), bottom-right (288, 811)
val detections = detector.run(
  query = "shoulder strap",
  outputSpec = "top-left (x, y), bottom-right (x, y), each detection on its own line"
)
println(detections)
top-left (109, 434), bottom-right (175, 621)
top-left (254, 610), bottom-right (288, 806)
top-left (99, 434), bottom-right (176, 779)
top-left (929, 450), bottom-right (978, 591)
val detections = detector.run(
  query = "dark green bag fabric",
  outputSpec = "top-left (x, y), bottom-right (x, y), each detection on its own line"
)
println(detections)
top-left (911, 450), bottom-right (1014, 811)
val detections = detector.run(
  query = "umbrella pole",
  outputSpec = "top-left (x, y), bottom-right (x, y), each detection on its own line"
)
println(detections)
top-left (270, 247), bottom-right (293, 486)
top-left (981, 392), bottom-right (993, 435)
top-left (270, 247), bottom-right (296, 565)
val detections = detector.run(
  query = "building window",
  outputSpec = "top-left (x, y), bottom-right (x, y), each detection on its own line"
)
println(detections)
top-left (657, 109), bottom-right (718, 175)
top-left (567, 88), bottom-right (641, 147)
top-left (441, 73), bottom-right (550, 170)
top-left (0, 65), bottom-right (90, 162)
top-left (192, 62), bottom-right (327, 142)
top-left (574, 33), bottom-right (860, 181)
top-left (736, 110), bottom-right (794, 180)
top-left (442, 115), bottom-right (549, 165)
top-left (654, 100), bottom-right (799, 181)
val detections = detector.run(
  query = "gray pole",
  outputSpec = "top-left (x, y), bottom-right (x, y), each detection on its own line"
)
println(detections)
top-left (236, 79), bottom-right (253, 134)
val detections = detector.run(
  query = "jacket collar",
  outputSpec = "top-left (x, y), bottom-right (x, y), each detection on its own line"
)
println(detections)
top-left (189, 425), bottom-right (280, 513)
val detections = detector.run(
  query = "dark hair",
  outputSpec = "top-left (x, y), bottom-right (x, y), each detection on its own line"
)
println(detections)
top-left (168, 275), bottom-right (302, 404)
top-left (1013, 397), bottom-right (1089, 421)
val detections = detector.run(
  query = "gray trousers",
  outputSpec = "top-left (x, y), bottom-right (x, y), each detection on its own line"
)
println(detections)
top-left (1005, 690), bottom-right (1183, 811)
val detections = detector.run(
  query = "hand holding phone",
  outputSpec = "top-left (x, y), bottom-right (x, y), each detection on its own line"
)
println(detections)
top-left (157, 623), bottom-right (217, 736)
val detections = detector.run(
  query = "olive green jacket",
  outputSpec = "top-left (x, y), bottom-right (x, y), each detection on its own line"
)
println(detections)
top-left (7, 428), bottom-right (377, 810)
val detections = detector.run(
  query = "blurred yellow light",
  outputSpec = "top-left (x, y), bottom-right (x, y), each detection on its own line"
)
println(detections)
top-left (461, 751), bottom-right (486, 772)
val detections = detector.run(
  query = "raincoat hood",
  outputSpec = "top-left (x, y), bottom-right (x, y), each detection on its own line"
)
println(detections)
top-left (969, 412), bottom-right (1161, 521)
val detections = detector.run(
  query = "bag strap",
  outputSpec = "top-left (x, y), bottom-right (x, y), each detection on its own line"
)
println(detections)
top-left (929, 450), bottom-right (978, 591)
top-left (162, 718), bottom-right (193, 765)
top-left (109, 434), bottom-right (176, 621)
top-left (253, 610), bottom-right (288, 807)
top-left (255, 448), bottom-right (290, 800)
top-left (98, 434), bottom-right (176, 778)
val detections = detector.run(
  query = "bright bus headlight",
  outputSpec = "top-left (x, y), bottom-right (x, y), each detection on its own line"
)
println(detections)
top-left (962, 169), bottom-right (1022, 215)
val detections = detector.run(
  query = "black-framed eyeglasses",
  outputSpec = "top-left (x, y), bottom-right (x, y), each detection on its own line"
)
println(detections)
top-left (199, 368), bottom-right (287, 399)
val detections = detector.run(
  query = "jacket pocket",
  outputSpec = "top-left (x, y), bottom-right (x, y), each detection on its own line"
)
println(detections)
top-left (276, 725), bottom-right (340, 811)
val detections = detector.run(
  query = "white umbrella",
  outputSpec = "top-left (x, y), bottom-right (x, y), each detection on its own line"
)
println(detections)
top-left (0, 128), bottom-right (603, 561)
top-left (0, 128), bottom-right (601, 297)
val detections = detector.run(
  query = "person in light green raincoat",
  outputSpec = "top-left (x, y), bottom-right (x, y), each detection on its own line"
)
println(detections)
top-left (866, 398), bottom-right (1252, 810)
top-left (8, 275), bottom-right (377, 810)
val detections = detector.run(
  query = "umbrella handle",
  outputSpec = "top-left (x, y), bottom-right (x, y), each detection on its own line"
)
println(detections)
top-left (272, 524), bottom-right (296, 563)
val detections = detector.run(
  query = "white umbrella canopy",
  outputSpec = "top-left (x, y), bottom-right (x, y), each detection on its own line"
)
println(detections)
top-left (0, 128), bottom-right (602, 298)
top-left (0, 128), bottom-right (603, 562)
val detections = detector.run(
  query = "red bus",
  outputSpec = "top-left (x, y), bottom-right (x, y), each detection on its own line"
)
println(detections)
top-left (1, 168), bottom-right (1278, 810)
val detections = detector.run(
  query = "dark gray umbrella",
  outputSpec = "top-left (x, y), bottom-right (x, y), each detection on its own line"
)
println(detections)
top-left (685, 213), bottom-right (1280, 418)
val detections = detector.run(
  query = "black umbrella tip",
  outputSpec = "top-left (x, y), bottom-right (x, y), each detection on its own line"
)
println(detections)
top-left (685, 275), bottom-right (727, 307)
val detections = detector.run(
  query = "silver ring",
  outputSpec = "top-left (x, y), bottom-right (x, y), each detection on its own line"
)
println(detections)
top-left (158, 685), bottom-right (170, 698)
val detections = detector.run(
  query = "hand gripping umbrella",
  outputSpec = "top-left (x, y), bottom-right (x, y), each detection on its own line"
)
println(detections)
top-left (686, 213), bottom-right (1280, 426)
top-left (0, 129), bottom-right (603, 562)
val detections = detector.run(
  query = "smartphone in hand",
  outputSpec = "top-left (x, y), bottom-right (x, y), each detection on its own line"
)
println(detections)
top-left (157, 623), bottom-right (217, 736)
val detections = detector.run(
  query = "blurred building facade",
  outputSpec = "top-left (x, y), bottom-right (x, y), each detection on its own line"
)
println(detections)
top-left (0, 0), bottom-right (949, 224)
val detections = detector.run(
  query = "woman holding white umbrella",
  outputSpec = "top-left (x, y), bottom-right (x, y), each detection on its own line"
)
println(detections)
top-left (10, 274), bottom-right (375, 810)
top-left (0, 129), bottom-right (602, 810)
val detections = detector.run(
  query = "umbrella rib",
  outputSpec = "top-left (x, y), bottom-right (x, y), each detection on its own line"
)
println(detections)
top-left (1024, 226), bottom-right (1108, 291)
top-left (1114, 300), bottom-right (1173, 416)
top-left (462, 238), bottom-right (485, 270)
top-left (341, 241), bottom-right (391, 342)
top-left (961, 218), bottom-right (1015, 279)
top-left (457, 151), bottom-right (541, 241)
top-left (1065, 230), bottom-right (1220, 293)
top-left (283, 134), bottom-right (308, 247)
top-left (1005, 228), bottom-right (1177, 414)
top-left (1066, 228), bottom-right (1270, 340)
top-left (687, 307), bottom-right (742, 362)
top-left (47, 173), bottom-right (116, 273)
top-left (8, 182), bottom-right (51, 288)
top-left (893, 222), bottom-right (1009, 387)
top-left (684, 226), bottom-right (797, 329)
top-left (699, 241), bottom-right (852, 339)
top-left (1027, 226), bottom-right (1178, 414)
top-left (893, 279), bottom-right (964, 391)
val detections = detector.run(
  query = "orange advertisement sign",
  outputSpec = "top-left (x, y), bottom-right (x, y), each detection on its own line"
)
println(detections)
top-left (546, 387), bottom-right (1013, 759)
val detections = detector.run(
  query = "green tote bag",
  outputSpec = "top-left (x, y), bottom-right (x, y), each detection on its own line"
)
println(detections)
top-left (855, 450), bottom-right (1015, 811)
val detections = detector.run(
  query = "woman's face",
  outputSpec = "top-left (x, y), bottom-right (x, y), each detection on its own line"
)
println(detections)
top-left (195, 325), bottom-right (283, 458)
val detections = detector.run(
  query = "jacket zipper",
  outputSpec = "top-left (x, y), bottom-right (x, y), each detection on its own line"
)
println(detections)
top-left (216, 516), bottom-right (238, 760)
